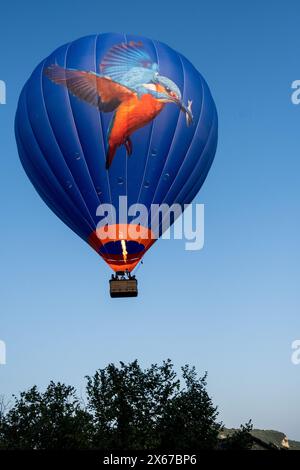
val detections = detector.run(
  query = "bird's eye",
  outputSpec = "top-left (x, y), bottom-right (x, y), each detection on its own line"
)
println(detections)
top-left (165, 86), bottom-right (171, 93)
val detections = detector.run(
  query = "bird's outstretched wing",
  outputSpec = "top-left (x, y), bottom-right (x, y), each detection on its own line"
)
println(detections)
top-left (100, 41), bottom-right (158, 88)
top-left (44, 64), bottom-right (135, 112)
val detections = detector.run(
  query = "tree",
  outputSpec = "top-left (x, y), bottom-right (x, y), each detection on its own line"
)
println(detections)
top-left (0, 382), bottom-right (92, 449)
top-left (158, 366), bottom-right (222, 450)
top-left (86, 359), bottom-right (180, 449)
top-left (224, 421), bottom-right (253, 450)
top-left (0, 395), bottom-right (10, 449)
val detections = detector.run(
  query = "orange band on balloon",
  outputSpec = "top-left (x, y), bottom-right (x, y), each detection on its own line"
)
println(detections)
top-left (88, 224), bottom-right (156, 272)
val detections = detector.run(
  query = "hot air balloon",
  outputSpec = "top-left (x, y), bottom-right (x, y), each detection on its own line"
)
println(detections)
top-left (15, 33), bottom-right (218, 297)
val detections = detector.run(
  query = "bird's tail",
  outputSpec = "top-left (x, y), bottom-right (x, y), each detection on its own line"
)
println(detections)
top-left (106, 144), bottom-right (118, 169)
top-left (125, 137), bottom-right (132, 157)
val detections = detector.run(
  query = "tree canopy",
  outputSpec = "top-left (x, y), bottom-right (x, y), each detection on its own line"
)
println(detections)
top-left (0, 359), bottom-right (251, 450)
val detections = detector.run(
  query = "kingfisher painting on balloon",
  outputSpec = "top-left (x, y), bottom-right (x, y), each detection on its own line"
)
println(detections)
top-left (44, 41), bottom-right (193, 169)
top-left (15, 33), bottom-right (218, 296)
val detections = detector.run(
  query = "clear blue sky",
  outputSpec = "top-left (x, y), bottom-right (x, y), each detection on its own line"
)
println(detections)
top-left (1, 0), bottom-right (300, 440)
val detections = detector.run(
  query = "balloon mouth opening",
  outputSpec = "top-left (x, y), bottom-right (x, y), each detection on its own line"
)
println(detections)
top-left (99, 240), bottom-right (145, 256)
top-left (88, 224), bottom-right (157, 272)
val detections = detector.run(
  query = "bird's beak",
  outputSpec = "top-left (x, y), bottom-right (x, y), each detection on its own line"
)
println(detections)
top-left (161, 95), bottom-right (193, 126)
top-left (179, 99), bottom-right (193, 126)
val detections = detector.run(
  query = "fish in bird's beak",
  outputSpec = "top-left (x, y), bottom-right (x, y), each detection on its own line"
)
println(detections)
top-left (156, 85), bottom-right (194, 126)
top-left (180, 99), bottom-right (193, 126)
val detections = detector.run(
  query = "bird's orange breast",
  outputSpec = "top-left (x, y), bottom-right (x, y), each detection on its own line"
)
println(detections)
top-left (109, 94), bottom-right (165, 145)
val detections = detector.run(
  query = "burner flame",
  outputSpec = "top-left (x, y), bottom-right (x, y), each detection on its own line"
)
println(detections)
top-left (121, 239), bottom-right (128, 263)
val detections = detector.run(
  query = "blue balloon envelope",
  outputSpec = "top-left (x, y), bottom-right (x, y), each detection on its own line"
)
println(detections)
top-left (15, 33), bottom-right (218, 273)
